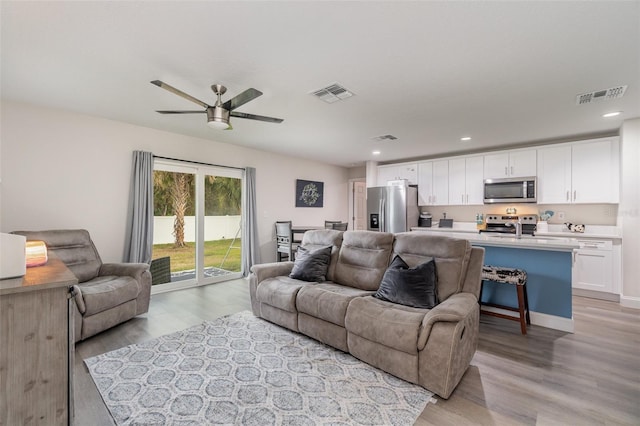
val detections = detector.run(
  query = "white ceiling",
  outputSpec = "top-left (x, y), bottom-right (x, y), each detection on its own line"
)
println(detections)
top-left (2, 1), bottom-right (639, 167)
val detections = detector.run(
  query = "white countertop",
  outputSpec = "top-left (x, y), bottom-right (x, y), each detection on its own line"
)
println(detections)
top-left (467, 234), bottom-right (579, 252)
top-left (411, 222), bottom-right (620, 251)
top-left (411, 222), bottom-right (621, 240)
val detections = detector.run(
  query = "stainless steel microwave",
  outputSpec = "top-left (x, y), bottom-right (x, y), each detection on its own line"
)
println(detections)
top-left (483, 177), bottom-right (537, 204)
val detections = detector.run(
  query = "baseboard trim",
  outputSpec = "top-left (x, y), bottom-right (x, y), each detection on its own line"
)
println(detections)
top-left (481, 306), bottom-right (574, 333)
top-left (620, 294), bottom-right (640, 309)
top-left (573, 288), bottom-right (620, 302)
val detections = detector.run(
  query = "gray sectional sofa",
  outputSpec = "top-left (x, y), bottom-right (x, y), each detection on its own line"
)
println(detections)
top-left (250, 229), bottom-right (485, 399)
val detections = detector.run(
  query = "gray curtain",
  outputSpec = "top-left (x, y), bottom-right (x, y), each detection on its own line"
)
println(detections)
top-left (124, 151), bottom-right (154, 263)
top-left (242, 167), bottom-right (261, 276)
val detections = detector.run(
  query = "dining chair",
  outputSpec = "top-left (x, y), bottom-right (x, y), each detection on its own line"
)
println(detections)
top-left (324, 220), bottom-right (342, 229)
top-left (275, 221), bottom-right (298, 262)
top-left (331, 222), bottom-right (348, 231)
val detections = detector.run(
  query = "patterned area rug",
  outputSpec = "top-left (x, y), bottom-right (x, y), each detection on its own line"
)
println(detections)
top-left (85, 311), bottom-right (433, 425)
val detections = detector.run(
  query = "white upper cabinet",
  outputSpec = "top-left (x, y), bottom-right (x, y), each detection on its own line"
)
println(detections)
top-left (484, 149), bottom-right (537, 179)
top-left (417, 160), bottom-right (448, 206)
top-left (537, 137), bottom-right (620, 204)
top-left (448, 156), bottom-right (484, 205)
top-left (571, 138), bottom-right (619, 203)
top-left (537, 145), bottom-right (572, 203)
top-left (376, 162), bottom-right (418, 186)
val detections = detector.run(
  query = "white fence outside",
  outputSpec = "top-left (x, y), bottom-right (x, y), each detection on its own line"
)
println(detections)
top-left (153, 215), bottom-right (241, 244)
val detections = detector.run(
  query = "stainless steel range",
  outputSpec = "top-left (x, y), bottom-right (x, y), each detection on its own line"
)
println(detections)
top-left (481, 214), bottom-right (538, 236)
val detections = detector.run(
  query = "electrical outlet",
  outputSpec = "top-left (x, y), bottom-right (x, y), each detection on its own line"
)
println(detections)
top-left (557, 211), bottom-right (565, 220)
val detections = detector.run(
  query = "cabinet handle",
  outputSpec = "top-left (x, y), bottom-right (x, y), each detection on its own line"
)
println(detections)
top-left (573, 190), bottom-right (577, 201)
top-left (566, 191), bottom-right (570, 202)
top-left (510, 166), bottom-right (514, 175)
top-left (461, 194), bottom-right (464, 203)
top-left (466, 194), bottom-right (469, 203)
top-left (428, 195), bottom-right (432, 204)
top-left (504, 166), bottom-right (508, 176)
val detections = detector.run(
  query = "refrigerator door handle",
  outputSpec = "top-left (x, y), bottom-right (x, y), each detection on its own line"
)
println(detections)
top-left (379, 198), bottom-right (385, 232)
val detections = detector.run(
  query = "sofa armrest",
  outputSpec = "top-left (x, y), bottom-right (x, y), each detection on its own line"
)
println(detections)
top-left (99, 263), bottom-right (151, 314)
top-left (417, 292), bottom-right (478, 350)
top-left (250, 261), bottom-right (294, 283)
top-left (100, 262), bottom-right (149, 280)
top-left (71, 284), bottom-right (86, 314)
top-left (249, 262), bottom-right (295, 316)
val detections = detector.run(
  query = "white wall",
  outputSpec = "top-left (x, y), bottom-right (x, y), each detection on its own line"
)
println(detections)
top-left (0, 101), bottom-right (350, 263)
top-left (620, 118), bottom-right (640, 307)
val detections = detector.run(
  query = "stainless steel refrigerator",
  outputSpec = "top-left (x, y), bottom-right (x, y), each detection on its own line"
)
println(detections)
top-left (367, 184), bottom-right (419, 233)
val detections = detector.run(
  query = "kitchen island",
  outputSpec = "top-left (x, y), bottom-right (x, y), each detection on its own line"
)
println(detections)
top-left (411, 227), bottom-right (579, 332)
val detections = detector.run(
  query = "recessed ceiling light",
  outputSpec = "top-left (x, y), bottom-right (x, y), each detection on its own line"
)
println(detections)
top-left (460, 136), bottom-right (472, 141)
top-left (372, 151), bottom-right (381, 155)
top-left (602, 111), bottom-right (622, 118)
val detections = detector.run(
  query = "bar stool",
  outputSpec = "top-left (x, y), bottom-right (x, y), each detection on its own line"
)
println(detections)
top-left (479, 265), bottom-right (531, 335)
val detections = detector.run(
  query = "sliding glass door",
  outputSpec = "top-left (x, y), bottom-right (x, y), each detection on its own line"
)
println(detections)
top-left (152, 160), bottom-right (243, 292)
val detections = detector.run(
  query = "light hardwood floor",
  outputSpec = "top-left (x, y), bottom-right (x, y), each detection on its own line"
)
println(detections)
top-left (74, 279), bottom-right (640, 425)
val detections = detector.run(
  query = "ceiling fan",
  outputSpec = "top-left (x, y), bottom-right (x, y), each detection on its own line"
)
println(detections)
top-left (151, 80), bottom-right (283, 130)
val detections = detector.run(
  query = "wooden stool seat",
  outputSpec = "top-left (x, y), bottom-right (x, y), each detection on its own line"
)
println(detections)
top-left (480, 265), bottom-right (530, 335)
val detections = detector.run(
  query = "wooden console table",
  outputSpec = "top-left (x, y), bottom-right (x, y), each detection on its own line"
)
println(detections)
top-left (0, 255), bottom-right (77, 425)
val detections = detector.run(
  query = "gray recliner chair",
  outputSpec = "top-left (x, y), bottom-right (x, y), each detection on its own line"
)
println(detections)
top-left (13, 229), bottom-right (151, 342)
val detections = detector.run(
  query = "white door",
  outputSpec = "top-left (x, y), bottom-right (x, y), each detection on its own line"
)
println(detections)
top-left (353, 181), bottom-right (367, 230)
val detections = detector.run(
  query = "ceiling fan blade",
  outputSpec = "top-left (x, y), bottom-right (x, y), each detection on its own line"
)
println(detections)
top-left (151, 80), bottom-right (209, 109)
top-left (156, 110), bottom-right (206, 114)
top-left (222, 88), bottom-right (263, 111)
top-left (230, 111), bottom-right (284, 123)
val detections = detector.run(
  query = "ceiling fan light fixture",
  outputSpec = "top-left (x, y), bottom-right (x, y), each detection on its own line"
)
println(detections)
top-left (207, 120), bottom-right (230, 130)
top-left (206, 107), bottom-right (230, 130)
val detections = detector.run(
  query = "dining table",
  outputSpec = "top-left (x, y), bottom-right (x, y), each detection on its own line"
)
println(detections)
top-left (291, 225), bottom-right (324, 242)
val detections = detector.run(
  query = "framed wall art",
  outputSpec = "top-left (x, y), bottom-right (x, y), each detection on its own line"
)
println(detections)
top-left (295, 179), bottom-right (324, 207)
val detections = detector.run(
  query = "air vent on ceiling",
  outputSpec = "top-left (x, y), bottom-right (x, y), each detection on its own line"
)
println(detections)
top-left (576, 85), bottom-right (627, 105)
top-left (371, 134), bottom-right (398, 142)
top-left (311, 83), bottom-right (354, 103)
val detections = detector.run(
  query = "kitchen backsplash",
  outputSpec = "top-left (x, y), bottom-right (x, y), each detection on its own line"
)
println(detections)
top-left (421, 204), bottom-right (618, 226)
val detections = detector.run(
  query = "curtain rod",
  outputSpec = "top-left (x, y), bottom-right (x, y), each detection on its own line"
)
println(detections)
top-left (153, 155), bottom-right (245, 171)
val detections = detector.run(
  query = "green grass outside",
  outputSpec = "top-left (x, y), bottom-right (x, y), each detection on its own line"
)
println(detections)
top-left (152, 239), bottom-right (242, 273)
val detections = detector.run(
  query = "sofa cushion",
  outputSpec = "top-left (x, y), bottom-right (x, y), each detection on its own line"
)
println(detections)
top-left (374, 255), bottom-right (439, 309)
top-left (256, 276), bottom-right (310, 313)
top-left (297, 283), bottom-right (374, 327)
top-left (79, 275), bottom-right (140, 316)
top-left (300, 230), bottom-right (344, 281)
top-left (392, 232), bottom-right (472, 301)
top-left (289, 245), bottom-right (332, 282)
top-left (333, 231), bottom-right (394, 291)
top-left (345, 296), bottom-right (428, 355)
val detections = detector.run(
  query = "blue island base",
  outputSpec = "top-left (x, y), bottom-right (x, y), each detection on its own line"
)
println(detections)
top-left (476, 245), bottom-right (574, 333)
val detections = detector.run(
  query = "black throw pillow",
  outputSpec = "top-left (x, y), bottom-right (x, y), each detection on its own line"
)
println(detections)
top-left (374, 255), bottom-right (439, 309)
top-left (289, 245), bottom-right (332, 282)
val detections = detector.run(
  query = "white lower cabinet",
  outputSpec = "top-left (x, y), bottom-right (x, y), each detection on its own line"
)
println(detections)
top-left (572, 239), bottom-right (616, 295)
